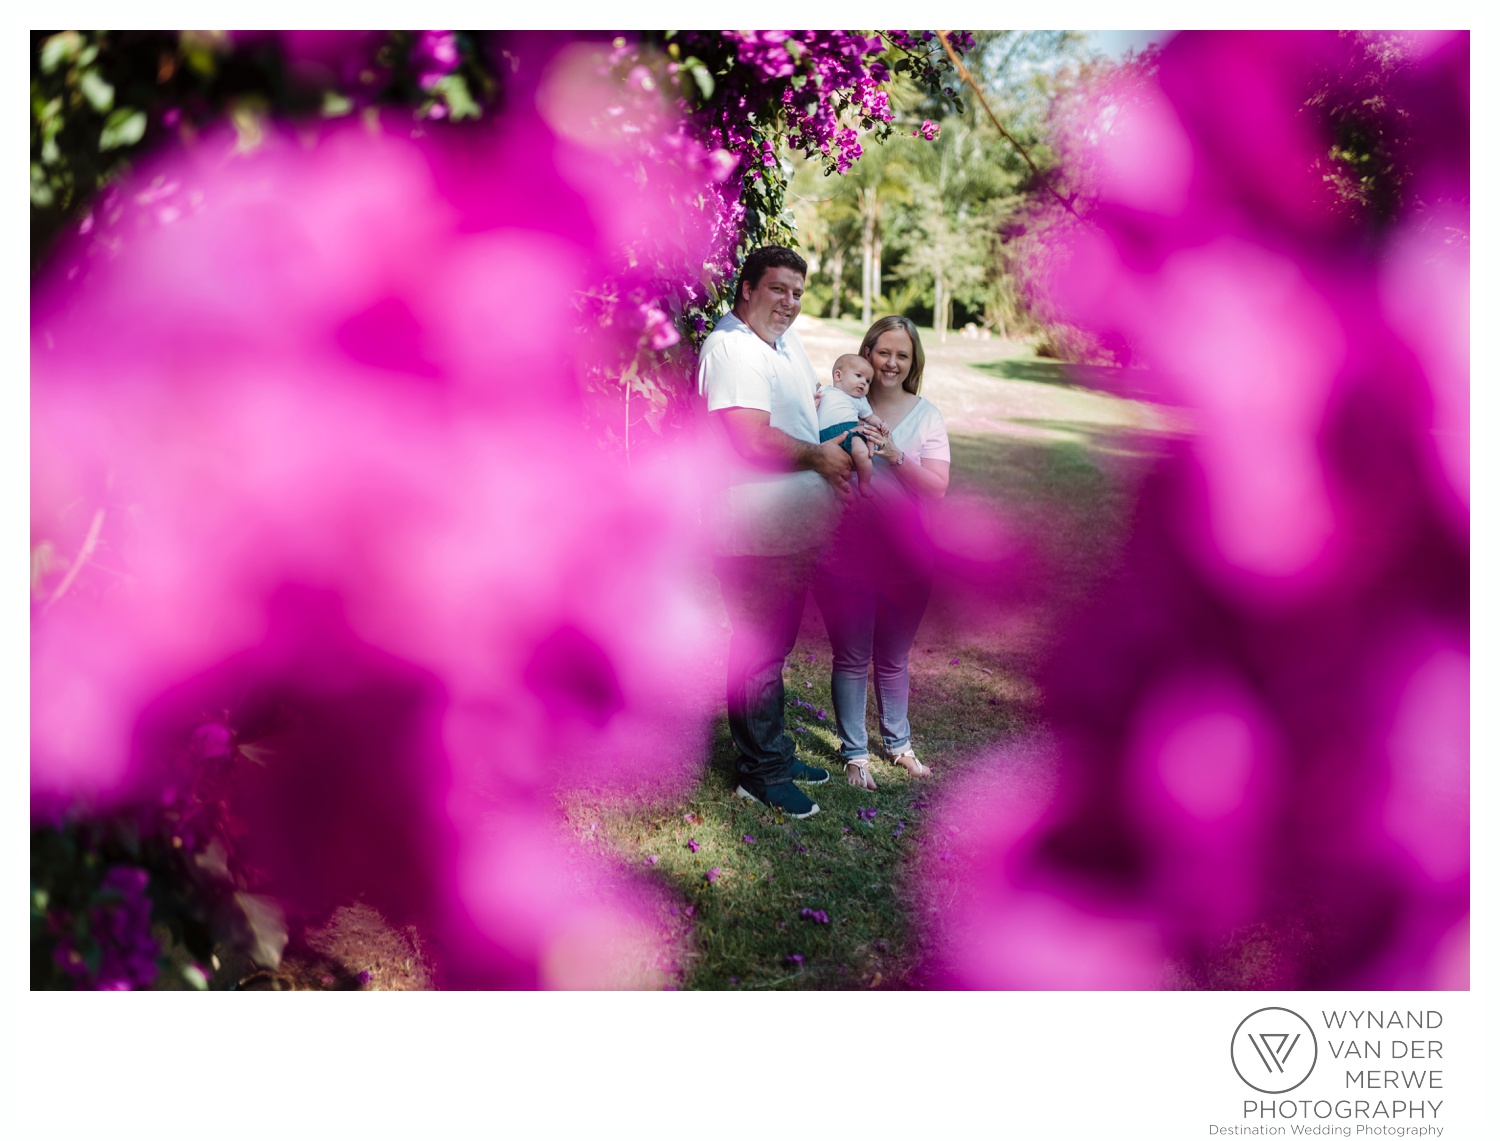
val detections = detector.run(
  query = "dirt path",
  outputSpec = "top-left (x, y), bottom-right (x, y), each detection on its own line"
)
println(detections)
top-left (794, 314), bottom-right (1190, 444)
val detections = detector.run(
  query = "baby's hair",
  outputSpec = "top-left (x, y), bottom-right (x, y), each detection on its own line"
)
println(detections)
top-left (832, 353), bottom-right (871, 378)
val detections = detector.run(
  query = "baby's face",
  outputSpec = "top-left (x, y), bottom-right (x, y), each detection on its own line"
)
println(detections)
top-left (833, 362), bottom-right (873, 398)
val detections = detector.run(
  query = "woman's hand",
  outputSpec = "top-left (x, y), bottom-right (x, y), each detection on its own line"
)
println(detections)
top-left (864, 423), bottom-right (893, 455)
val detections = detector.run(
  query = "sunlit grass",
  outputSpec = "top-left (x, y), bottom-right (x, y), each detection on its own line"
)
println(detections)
top-left (579, 409), bottom-right (1162, 988)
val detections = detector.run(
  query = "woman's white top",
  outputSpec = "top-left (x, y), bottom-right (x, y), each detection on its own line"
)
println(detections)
top-left (883, 397), bottom-right (950, 467)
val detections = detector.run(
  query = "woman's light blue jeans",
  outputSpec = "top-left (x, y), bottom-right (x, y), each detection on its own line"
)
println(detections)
top-left (812, 569), bottom-right (932, 761)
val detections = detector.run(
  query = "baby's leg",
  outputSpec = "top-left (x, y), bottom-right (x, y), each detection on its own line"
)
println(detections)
top-left (850, 436), bottom-right (875, 497)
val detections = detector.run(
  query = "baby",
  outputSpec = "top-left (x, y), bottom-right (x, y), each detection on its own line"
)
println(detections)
top-left (817, 354), bottom-right (889, 498)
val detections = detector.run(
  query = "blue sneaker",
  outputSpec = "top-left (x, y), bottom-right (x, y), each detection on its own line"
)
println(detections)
top-left (788, 758), bottom-right (830, 785)
top-left (734, 780), bottom-right (820, 819)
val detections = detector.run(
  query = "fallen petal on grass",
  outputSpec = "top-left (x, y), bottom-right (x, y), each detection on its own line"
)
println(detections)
top-left (705, 867), bottom-right (720, 883)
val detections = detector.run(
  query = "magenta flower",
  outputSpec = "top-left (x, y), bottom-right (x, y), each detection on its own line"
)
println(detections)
top-left (638, 302), bottom-right (681, 351)
top-left (785, 953), bottom-right (803, 966)
top-left (412, 30), bottom-right (460, 90)
top-left (912, 120), bottom-right (940, 141)
top-left (705, 867), bottom-right (721, 884)
top-left (918, 31), bottom-right (1469, 990)
top-left (742, 834), bottom-right (755, 845)
top-left (687, 839), bottom-right (700, 853)
top-left (800, 908), bottom-right (829, 924)
top-left (644, 854), bottom-right (659, 867)
top-left (31, 44), bottom-right (734, 989)
top-left (358, 970), bottom-right (373, 986)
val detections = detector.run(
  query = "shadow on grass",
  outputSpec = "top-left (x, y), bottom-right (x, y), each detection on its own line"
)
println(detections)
top-left (968, 356), bottom-right (1173, 403)
top-left (969, 356), bottom-right (1081, 386)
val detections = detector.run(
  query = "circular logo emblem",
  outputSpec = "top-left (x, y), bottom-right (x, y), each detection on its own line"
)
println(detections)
top-left (1231, 1007), bottom-right (1318, 1094)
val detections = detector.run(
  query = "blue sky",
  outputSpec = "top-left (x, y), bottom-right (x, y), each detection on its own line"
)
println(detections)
top-left (1085, 30), bottom-right (1175, 58)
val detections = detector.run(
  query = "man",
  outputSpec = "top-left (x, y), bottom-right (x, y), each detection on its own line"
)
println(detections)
top-left (698, 246), bottom-right (854, 818)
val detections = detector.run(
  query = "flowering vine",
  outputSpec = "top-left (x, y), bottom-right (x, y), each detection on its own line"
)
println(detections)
top-left (572, 30), bottom-right (971, 449)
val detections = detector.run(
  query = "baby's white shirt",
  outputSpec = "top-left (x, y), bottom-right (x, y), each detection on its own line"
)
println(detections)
top-left (817, 385), bottom-right (873, 430)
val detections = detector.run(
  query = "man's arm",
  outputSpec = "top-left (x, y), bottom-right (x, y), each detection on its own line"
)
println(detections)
top-left (716, 407), bottom-right (854, 499)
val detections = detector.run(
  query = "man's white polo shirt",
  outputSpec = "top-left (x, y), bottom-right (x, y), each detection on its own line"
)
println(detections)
top-left (697, 312), bottom-right (837, 557)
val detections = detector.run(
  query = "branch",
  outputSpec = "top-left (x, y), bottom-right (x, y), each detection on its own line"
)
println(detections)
top-left (935, 31), bottom-right (1082, 222)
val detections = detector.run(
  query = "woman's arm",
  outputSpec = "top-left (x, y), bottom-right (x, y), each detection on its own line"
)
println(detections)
top-left (886, 453), bottom-right (949, 499)
top-left (863, 423), bottom-right (950, 500)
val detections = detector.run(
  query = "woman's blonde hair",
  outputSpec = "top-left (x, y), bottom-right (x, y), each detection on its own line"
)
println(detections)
top-left (858, 315), bottom-right (926, 395)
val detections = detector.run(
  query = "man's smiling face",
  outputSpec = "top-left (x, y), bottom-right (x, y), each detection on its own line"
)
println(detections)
top-left (737, 266), bottom-right (804, 345)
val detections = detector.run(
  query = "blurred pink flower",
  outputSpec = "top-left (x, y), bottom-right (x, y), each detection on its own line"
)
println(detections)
top-left (31, 44), bottom-right (727, 987)
top-left (920, 31), bottom-right (1468, 990)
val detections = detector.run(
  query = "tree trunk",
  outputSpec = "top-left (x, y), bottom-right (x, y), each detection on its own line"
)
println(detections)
top-left (873, 233), bottom-right (883, 316)
top-left (830, 246), bottom-right (844, 320)
top-left (859, 187), bottom-right (876, 326)
top-left (934, 269), bottom-right (946, 344)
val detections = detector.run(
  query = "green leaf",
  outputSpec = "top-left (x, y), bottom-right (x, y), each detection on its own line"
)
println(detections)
top-left (686, 60), bottom-right (714, 101)
top-left (31, 164), bottom-right (55, 207)
top-left (79, 68), bottom-right (115, 113)
top-left (234, 892), bottom-right (289, 969)
top-left (40, 32), bottom-right (81, 74)
top-left (99, 106), bottom-right (146, 151)
top-left (433, 74), bottom-right (480, 121)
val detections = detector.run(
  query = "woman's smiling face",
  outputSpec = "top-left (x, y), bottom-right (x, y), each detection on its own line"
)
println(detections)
top-left (867, 329), bottom-right (914, 392)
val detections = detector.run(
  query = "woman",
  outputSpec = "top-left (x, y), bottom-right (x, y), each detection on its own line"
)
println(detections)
top-left (813, 315), bottom-right (950, 790)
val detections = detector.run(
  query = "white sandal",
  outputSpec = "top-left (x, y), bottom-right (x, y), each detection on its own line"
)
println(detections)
top-left (890, 749), bottom-right (931, 778)
top-left (845, 759), bottom-right (878, 791)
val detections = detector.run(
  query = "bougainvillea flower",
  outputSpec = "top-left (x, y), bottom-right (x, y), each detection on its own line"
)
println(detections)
top-left (31, 39), bottom-right (731, 988)
top-left (919, 30), bottom-right (1468, 990)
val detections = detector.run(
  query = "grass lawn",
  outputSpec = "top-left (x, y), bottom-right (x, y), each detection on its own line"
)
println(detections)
top-left (569, 353), bottom-right (1168, 989)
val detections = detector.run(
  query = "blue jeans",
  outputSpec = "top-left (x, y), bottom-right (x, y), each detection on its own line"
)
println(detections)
top-left (813, 569), bottom-right (932, 761)
top-left (715, 553), bottom-right (816, 786)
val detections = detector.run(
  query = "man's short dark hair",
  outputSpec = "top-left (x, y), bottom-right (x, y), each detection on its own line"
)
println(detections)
top-left (733, 246), bottom-right (807, 305)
